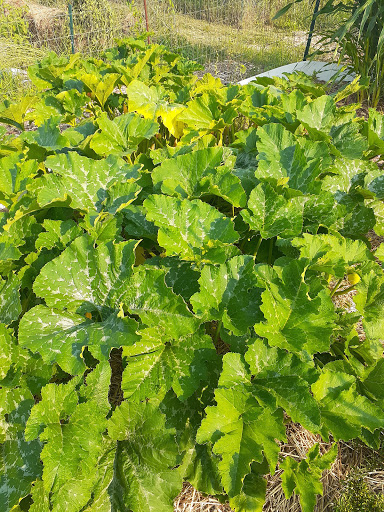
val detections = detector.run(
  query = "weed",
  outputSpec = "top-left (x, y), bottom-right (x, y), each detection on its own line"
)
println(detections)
top-left (334, 469), bottom-right (384, 512)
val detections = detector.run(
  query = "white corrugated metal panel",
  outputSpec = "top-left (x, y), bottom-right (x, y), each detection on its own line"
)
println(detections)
top-left (239, 61), bottom-right (355, 85)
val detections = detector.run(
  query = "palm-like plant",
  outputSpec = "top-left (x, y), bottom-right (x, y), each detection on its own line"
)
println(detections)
top-left (276, 0), bottom-right (384, 106)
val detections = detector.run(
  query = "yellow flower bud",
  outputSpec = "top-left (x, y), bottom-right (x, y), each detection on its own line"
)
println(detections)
top-left (347, 272), bottom-right (360, 285)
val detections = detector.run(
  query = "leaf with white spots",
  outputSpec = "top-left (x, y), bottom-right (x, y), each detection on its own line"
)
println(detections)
top-left (190, 255), bottom-right (263, 335)
top-left (26, 378), bottom-right (109, 512)
top-left (256, 124), bottom-right (323, 193)
top-left (18, 306), bottom-right (139, 375)
top-left (33, 236), bottom-right (138, 317)
top-left (241, 183), bottom-right (306, 239)
top-left (144, 195), bottom-right (239, 264)
top-left (152, 147), bottom-right (246, 207)
top-left (38, 153), bottom-right (140, 212)
top-left (108, 401), bottom-right (183, 512)
top-left (123, 266), bottom-right (201, 338)
top-left (0, 275), bottom-right (21, 325)
top-left (0, 324), bottom-right (17, 380)
top-left (121, 326), bottom-right (216, 402)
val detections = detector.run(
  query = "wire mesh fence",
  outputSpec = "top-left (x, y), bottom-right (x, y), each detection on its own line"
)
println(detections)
top-left (0, 0), bottom-right (328, 100)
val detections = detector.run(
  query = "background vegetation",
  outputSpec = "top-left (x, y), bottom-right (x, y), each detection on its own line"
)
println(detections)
top-left (0, 0), bottom-right (324, 100)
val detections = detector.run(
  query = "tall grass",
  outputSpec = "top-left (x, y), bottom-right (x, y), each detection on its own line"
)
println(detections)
top-left (276, 0), bottom-right (384, 106)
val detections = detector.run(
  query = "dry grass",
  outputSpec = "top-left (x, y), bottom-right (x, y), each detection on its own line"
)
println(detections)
top-left (174, 232), bottom-right (384, 512)
top-left (174, 425), bottom-right (384, 512)
top-left (175, 484), bottom-right (233, 512)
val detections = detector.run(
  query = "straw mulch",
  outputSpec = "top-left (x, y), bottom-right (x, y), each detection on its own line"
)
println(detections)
top-left (174, 231), bottom-right (384, 512)
top-left (174, 423), bottom-right (384, 512)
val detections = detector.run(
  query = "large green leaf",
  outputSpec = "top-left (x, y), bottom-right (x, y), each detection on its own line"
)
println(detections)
top-left (256, 123), bottom-right (296, 181)
top-left (80, 441), bottom-right (118, 512)
top-left (354, 262), bottom-right (384, 344)
top-left (125, 79), bottom-right (169, 119)
top-left (0, 367), bottom-right (42, 511)
top-left (179, 443), bottom-right (223, 497)
top-left (241, 183), bottom-right (305, 239)
top-left (245, 339), bottom-right (321, 431)
top-left (330, 122), bottom-right (368, 159)
top-left (38, 153), bottom-right (141, 212)
top-left (245, 338), bottom-right (318, 384)
top-left (33, 236), bottom-right (138, 316)
top-left (256, 124), bottom-right (323, 193)
top-left (124, 205), bottom-right (158, 240)
top-left (312, 369), bottom-right (384, 440)
top-left (25, 375), bottom-right (110, 512)
top-left (21, 117), bottom-right (70, 153)
top-left (122, 326), bottom-right (216, 402)
top-left (0, 96), bottom-right (38, 130)
top-left (228, 466), bottom-right (267, 512)
top-left (123, 266), bottom-right (201, 338)
top-left (190, 255), bottom-right (262, 335)
top-left (0, 325), bottom-right (16, 380)
top-left (90, 112), bottom-right (159, 156)
top-left (145, 256), bottom-right (200, 301)
top-left (197, 354), bottom-right (286, 497)
top-left (108, 401), bottom-right (183, 512)
top-left (0, 432), bottom-right (42, 511)
top-left (254, 260), bottom-right (336, 356)
top-left (303, 191), bottom-right (342, 232)
top-left (152, 147), bottom-right (246, 207)
top-left (79, 72), bottom-right (119, 108)
top-left (363, 358), bottom-right (384, 401)
top-left (177, 93), bottom-right (237, 131)
top-left (144, 195), bottom-right (239, 264)
top-left (18, 306), bottom-right (138, 375)
top-left (0, 215), bottom-right (42, 255)
top-left (321, 158), bottom-right (376, 198)
top-left (366, 108), bottom-right (384, 153)
top-left (0, 274), bottom-right (21, 325)
top-left (0, 244), bottom-right (22, 274)
top-left (0, 154), bottom-right (38, 207)
top-left (296, 95), bottom-right (336, 134)
top-left (35, 219), bottom-right (83, 251)
top-left (291, 233), bottom-right (373, 277)
top-left (253, 375), bottom-right (321, 433)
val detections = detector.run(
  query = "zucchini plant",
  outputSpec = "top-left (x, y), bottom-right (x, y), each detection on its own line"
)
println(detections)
top-left (0, 38), bottom-right (384, 512)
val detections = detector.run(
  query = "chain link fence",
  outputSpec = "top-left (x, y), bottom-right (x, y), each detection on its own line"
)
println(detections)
top-left (0, 0), bottom-right (326, 99)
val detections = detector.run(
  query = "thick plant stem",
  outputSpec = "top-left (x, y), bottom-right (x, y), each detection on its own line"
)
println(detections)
top-left (253, 236), bottom-right (263, 257)
top-left (330, 278), bottom-right (344, 297)
top-left (214, 320), bottom-right (223, 344)
top-left (268, 238), bottom-right (274, 265)
top-left (333, 284), bottom-right (356, 297)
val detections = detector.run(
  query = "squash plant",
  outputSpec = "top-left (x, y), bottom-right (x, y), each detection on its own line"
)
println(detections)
top-left (1, 38), bottom-right (384, 512)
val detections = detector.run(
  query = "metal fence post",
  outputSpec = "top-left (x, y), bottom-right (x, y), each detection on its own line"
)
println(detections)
top-left (303, 0), bottom-right (321, 61)
top-left (68, 3), bottom-right (76, 54)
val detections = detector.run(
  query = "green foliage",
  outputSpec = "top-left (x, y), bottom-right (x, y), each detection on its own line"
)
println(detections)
top-left (73, 0), bottom-right (119, 54)
top-left (334, 469), bottom-right (384, 512)
top-left (0, 39), bottom-right (384, 512)
top-left (0, 0), bottom-right (29, 44)
top-left (276, 0), bottom-right (384, 106)
top-left (281, 443), bottom-right (338, 512)
top-left (171, 0), bottom-right (245, 28)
